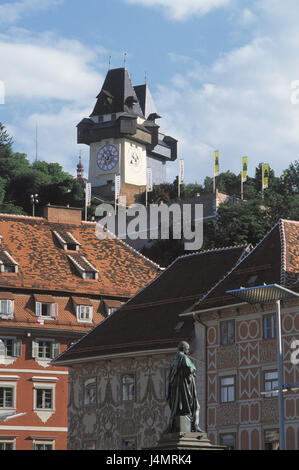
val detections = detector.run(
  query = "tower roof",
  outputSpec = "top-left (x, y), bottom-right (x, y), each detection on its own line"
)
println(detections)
top-left (134, 84), bottom-right (158, 120)
top-left (90, 68), bottom-right (144, 117)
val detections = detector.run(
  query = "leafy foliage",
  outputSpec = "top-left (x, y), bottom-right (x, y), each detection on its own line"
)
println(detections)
top-left (140, 160), bottom-right (299, 266)
top-left (0, 123), bottom-right (85, 215)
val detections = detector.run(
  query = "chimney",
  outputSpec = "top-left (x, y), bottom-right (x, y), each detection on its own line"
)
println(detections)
top-left (43, 204), bottom-right (83, 224)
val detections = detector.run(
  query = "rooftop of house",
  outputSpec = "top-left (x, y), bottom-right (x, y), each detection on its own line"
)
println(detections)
top-left (185, 219), bottom-right (299, 314)
top-left (0, 205), bottom-right (160, 298)
top-left (53, 244), bottom-right (249, 364)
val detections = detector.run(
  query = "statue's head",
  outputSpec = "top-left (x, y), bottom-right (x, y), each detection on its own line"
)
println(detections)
top-left (178, 341), bottom-right (190, 354)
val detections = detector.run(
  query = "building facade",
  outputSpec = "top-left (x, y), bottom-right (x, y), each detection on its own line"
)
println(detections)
top-left (185, 219), bottom-right (299, 449)
top-left (0, 205), bottom-right (159, 450)
top-left (55, 219), bottom-right (299, 450)
top-left (53, 245), bottom-right (249, 449)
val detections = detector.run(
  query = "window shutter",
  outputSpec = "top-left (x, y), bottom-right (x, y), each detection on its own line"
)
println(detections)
top-left (0, 339), bottom-right (5, 356)
top-left (36, 302), bottom-right (41, 317)
top-left (51, 342), bottom-right (60, 359)
top-left (51, 303), bottom-right (58, 318)
top-left (13, 339), bottom-right (22, 357)
top-left (32, 340), bottom-right (39, 358)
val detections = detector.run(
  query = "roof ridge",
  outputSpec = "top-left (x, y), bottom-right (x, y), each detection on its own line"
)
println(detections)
top-left (0, 213), bottom-right (44, 221)
top-left (175, 244), bottom-right (248, 261)
top-left (187, 220), bottom-right (281, 313)
top-left (279, 219), bottom-right (287, 286)
top-left (279, 219), bottom-right (299, 224)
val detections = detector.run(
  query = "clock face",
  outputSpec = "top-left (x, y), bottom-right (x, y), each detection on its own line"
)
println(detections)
top-left (97, 143), bottom-right (119, 171)
top-left (128, 147), bottom-right (142, 172)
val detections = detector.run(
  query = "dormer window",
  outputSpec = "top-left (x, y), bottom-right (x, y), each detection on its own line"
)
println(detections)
top-left (0, 251), bottom-right (18, 274)
top-left (0, 294), bottom-right (15, 319)
top-left (85, 272), bottom-right (97, 280)
top-left (53, 231), bottom-right (81, 252)
top-left (34, 295), bottom-right (57, 320)
top-left (72, 297), bottom-right (93, 323)
top-left (68, 254), bottom-right (98, 280)
top-left (103, 300), bottom-right (123, 317)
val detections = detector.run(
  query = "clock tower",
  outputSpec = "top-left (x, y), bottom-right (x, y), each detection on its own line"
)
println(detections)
top-left (77, 67), bottom-right (177, 204)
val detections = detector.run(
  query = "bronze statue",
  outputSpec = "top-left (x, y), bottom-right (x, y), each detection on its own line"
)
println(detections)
top-left (166, 341), bottom-right (202, 433)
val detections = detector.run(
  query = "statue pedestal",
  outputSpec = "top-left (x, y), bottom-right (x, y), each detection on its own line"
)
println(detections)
top-left (149, 416), bottom-right (225, 451)
top-left (155, 431), bottom-right (225, 451)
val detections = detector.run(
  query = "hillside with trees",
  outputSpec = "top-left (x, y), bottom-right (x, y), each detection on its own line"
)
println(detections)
top-left (1, 122), bottom-right (298, 267)
top-left (141, 162), bottom-right (299, 266)
top-left (0, 123), bottom-right (85, 215)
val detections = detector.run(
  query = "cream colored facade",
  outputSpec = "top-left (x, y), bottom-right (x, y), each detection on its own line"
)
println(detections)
top-left (88, 138), bottom-right (147, 188)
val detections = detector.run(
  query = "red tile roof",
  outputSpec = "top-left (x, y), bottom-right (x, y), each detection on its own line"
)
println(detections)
top-left (0, 212), bottom-right (160, 298)
top-left (0, 208), bottom-right (160, 332)
top-left (186, 219), bottom-right (299, 313)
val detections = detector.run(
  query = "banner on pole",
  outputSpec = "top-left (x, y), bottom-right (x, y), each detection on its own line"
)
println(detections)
top-left (262, 164), bottom-right (270, 189)
top-left (242, 157), bottom-right (248, 183)
top-left (179, 159), bottom-right (184, 185)
top-left (147, 168), bottom-right (153, 192)
top-left (85, 183), bottom-right (92, 206)
top-left (115, 175), bottom-right (121, 199)
top-left (214, 151), bottom-right (220, 176)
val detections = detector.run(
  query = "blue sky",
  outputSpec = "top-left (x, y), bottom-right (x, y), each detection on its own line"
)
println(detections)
top-left (1, 0), bottom-right (299, 184)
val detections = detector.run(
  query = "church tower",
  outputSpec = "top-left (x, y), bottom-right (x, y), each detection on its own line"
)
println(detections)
top-left (77, 67), bottom-right (177, 204)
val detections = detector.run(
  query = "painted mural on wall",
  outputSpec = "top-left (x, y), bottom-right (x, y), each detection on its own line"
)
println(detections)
top-left (67, 354), bottom-right (173, 450)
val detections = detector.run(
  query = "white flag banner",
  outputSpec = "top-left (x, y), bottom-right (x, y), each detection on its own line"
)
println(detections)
top-left (147, 168), bottom-right (153, 192)
top-left (115, 175), bottom-right (121, 199)
top-left (179, 159), bottom-right (184, 185)
top-left (85, 183), bottom-right (92, 206)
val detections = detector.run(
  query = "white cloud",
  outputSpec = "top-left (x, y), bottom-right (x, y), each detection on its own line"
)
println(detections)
top-left (153, 2), bottom-right (299, 183)
top-left (8, 105), bottom-right (91, 176)
top-left (1, 30), bottom-right (106, 175)
top-left (0, 31), bottom-right (104, 102)
top-left (124, 0), bottom-right (232, 20)
top-left (0, 0), bottom-right (63, 25)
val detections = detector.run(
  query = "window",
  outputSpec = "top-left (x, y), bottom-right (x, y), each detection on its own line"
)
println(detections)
top-left (53, 231), bottom-right (80, 252)
top-left (83, 377), bottom-right (97, 407)
top-left (36, 302), bottom-right (57, 319)
top-left (220, 320), bottom-right (235, 345)
top-left (220, 376), bottom-right (235, 403)
top-left (121, 437), bottom-right (137, 450)
top-left (264, 429), bottom-right (279, 450)
top-left (107, 307), bottom-right (117, 316)
top-left (0, 386), bottom-right (14, 408)
top-left (85, 272), bottom-right (97, 280)
top-left (219, 433), bottom-right (236, 450)
top-left (121, 374), bottom-right (136, 402)
top-left (0, 251), bottom-right (18, 273)
top-left (0, 300), bottom-right (14, 317)
top-left (78, 305), bottom-right (93, 322)
top-left (3, 265), bottom-right (16, 273)
top-left (33, 441), bottom-right (54, 450)
top-left (82, 440), bottom-right (96, 450)
top-left (35, 388), bottom-right (53, 410)
top-left (0, 440), bottom-right (15, 450)
top-left (32, 339), bottom-right (59, 360)
top-left (263, 314), bottom-right (276, 339)
top-left (264, 371), bottom-right (278, 397)
top-left (0, 337), bottom-right (21, 358)
top-left (68, 254), bottom-right (98, 280)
